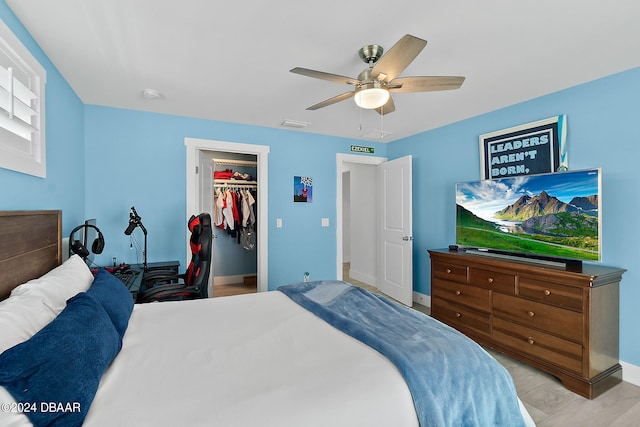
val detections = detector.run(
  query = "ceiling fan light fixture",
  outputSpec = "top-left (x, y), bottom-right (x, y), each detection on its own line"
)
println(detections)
top-left (354, 84), bottom-right (390, 109)
top-left (292, 35), bottom-right (463, 115)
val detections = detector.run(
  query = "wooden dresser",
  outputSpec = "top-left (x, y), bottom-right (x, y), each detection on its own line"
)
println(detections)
top-left (428, 248), bottom-right (626, 399)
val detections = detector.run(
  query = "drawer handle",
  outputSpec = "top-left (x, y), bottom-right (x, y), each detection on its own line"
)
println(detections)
top-left (455, 312), bottom-right (461, 318)
top-left (527, 337), bottom-right (535, 345)
top-left (487, 277), bottom-right (494, 283)
top-left (455, 290), bottom-right (461, 296)
top-left (527, 311), bottom-right (535, 317)
top-left (446, 268), bottom-right (452, 274)
top-left (544, 289), bottom-right (551, 296)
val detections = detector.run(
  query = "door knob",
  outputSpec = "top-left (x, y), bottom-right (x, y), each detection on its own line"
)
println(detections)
top-left (402, 236), bottom-right (414, 241)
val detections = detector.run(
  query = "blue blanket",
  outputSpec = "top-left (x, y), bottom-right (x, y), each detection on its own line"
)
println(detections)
top-left (278, 280), bottom-right (526, 427)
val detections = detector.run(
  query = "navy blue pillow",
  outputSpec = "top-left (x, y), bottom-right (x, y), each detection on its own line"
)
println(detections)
top-left (0, 293), bottom-right (120, 427)
top-left (86, 268), bottom-right (134, 338)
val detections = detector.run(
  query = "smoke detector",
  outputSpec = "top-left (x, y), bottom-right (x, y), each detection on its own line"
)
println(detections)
top-left (142, 89), bottom-right (161, 100)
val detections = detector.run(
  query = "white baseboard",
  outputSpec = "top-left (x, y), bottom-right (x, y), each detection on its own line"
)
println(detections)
top-left (621, 361), bottom-right (640, 387)
top-left (413, 291), bottom-right (430, 307)
top-left (349, 269), bottom-right (377, 287)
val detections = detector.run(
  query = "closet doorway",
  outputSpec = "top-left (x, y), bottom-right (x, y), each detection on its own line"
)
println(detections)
top-left (185, 138), bottom-right (269, 297)
top-left (211, 154), bottom-right (258, 297)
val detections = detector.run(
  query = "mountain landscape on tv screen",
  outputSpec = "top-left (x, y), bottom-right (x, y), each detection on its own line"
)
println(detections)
top-left (456, 176), bottom-right (600, 261)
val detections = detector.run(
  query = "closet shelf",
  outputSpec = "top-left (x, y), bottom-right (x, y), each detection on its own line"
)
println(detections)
top-left (214, 179), bottom-right (257, 187)
top-left (213, 158), bottom-right (257, 167)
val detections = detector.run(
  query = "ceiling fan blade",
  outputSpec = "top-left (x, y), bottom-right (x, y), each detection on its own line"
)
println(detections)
top-left (371, 34), bottom-right (427, 82)
top-left (375, 96), bottom-right (396, 115)
top-left (389, 76), bottom-right (465, 93)
top-left (290, 67), bottom-right (360, 86)
top-left (306, 91), bottom-right (355, 110)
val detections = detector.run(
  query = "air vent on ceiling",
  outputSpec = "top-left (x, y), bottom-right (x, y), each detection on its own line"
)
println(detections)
top-left (281, 119), bottom-right (310, 129)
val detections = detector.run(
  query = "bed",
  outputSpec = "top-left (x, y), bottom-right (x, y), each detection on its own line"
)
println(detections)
top-left (0, 210), bottom-right (535, 426)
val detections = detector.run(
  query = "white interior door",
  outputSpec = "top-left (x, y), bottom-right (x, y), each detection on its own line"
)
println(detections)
top-left (378, 155), bottom-right (413, 306)
top-left (197, 151), bottom-right (214, 216)
top-left (197, 151), bottom-right (215, 296)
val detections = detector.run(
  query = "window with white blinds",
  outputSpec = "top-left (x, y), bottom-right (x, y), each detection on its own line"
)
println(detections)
top-left (0, 18), bottom-right (46, 178)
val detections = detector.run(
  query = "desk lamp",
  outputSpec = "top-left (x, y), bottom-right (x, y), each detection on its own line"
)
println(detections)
top-left (124, 206), bottom-right (148, 270)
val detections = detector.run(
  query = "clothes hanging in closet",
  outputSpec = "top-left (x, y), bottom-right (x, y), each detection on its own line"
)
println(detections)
top-left (214, 189), bottom-right (224, 227)
top-left (213, 159), bottom-right (257, 250)
top-left (214, 186), bottom-right (256, 248)
top-left (239, 189), bottom-right (256, 250)
top-left (222, 189), bottom-right (235, 231)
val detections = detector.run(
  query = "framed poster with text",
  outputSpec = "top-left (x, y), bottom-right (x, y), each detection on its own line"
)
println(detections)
top-left (479, 115), bottom-right (567, 179)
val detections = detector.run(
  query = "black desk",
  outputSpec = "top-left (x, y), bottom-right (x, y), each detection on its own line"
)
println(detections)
top-left (115, 261), bottom-right (180, 302)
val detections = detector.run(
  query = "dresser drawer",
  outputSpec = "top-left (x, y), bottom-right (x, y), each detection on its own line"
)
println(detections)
top-left (432, 278), bottom-right (490, 312)
top-left (493, 293), bottom-right (583, 342)
top-left (429, 249), bottom-right (625, 399)
top-left (432, 298), bottom-right (491, 337)
top-left (432, 261), bottom-right (468, 284)
top-left (469, 268), bottom-right (515, 294)
top-left (518, 277), bottom-right (583, 311)
top-left (493, 317), bottom-right (583, 374)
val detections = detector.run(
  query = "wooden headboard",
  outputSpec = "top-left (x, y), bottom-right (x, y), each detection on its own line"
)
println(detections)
top-left (0, 210), bottom-right (62, 301)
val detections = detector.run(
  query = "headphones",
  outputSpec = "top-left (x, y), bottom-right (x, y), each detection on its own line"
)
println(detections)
top-left (69, 224), bottom-right (105, 258)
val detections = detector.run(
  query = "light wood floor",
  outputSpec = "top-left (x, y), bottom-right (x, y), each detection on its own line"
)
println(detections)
top-left (212, 281), bottom-right (257, 298)
top-left (342, 263), bottom-right (640, 427)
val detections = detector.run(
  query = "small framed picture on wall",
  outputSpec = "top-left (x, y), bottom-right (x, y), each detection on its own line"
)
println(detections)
top-left (294, 176), bottom-right (313, 203)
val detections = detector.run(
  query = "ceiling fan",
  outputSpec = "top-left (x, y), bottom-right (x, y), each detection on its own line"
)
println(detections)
top-left (290, 34), bottom-right (465, 115)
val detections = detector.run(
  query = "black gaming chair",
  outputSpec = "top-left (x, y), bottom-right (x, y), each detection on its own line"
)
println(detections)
top-left (138, 213), bottom-right (212, 303)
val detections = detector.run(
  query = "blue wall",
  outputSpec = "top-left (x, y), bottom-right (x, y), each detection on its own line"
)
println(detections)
top-left (1, 0), bottom-right (639, 369)
top-left (0, 3), bottom-right (85, 232)
top-left (84, 105), bottom-right (388, 288)
top-left (388, 67), bottom-right (640, 366)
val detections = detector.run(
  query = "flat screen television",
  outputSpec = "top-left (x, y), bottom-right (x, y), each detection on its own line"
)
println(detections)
top-left (455, 168), bottom-right (601, 264)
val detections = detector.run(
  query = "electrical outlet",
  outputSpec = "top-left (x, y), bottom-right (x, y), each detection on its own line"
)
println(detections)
top-left (414, 293), bottom-right (431, 307)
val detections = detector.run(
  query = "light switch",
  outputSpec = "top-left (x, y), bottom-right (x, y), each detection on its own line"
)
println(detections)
top-left (322, 218), bottom-right (329, 227)
top-left (276, 218), bottom-right (282, 228)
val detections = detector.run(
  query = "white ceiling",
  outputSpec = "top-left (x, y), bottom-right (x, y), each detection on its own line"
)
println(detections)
top-left (6, 0), bottom-right (640, 142)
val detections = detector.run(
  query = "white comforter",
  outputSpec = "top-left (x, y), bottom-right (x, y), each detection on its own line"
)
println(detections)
top-left (2, 289), bottom-right (534, 426)
top-left (84, 291), bottom-right (419, 426)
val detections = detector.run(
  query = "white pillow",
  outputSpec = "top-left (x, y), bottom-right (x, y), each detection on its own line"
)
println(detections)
top-left (10, 254), bottom-right (94, 314)
top-left (0, 293), bottom-right (57, 354)
top-left (1, 255), bottom-right (94, 354)
top-left (0, 255), bottom-right (95, 427)
top-left (0, 296), bottom-right (53, 426)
